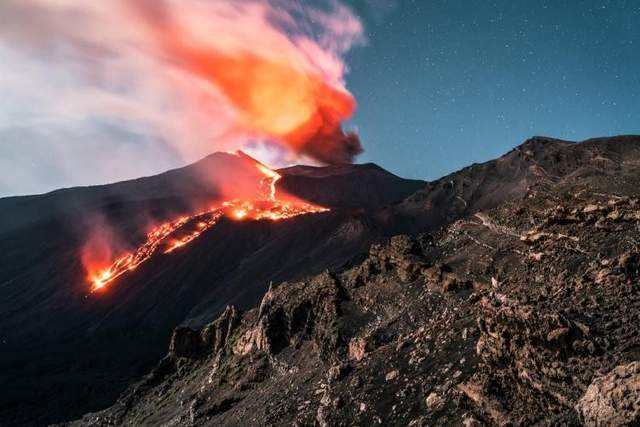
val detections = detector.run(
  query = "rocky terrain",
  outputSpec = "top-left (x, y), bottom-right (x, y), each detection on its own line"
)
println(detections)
top-left (64, 135), bottom-right (640, 426)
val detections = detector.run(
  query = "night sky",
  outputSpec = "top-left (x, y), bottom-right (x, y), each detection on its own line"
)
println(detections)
top-left (344, 0), bottom-right (639, 180)
top-left (1, 1), bottom-right (638, 196)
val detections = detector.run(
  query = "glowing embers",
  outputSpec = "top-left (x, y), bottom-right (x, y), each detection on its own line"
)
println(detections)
top-left (90, 269), bottom-right (114, 291)
top-left (87, 210), bottom-right (223, 292)
top-left (223, 199), bottom-right (328, 222)
top-left (232, 207), bottom-right (248, 220)
top-left (163, 211), bottom-right (223, 254)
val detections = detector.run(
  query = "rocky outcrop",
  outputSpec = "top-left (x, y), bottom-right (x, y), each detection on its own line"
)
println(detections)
top-left (576, 362), bottom-right (640, 426)
top-left (201, 305), bottom-right (239, 354)
top-left (465, 292), bottom-right (593, 423)
top-left (169, 305), bottom-right (239, 359)
top-left (169, 327), bottom-right (203, 359)
top-left (234, 272), bottom-right (345, 359)
top-left (422, 262), bottom-right (473, 293)
top-left (345, 234), bottom-right (429, 286)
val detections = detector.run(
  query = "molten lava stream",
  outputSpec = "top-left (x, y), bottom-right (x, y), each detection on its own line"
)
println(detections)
top-left (87, 209), bottom-right (223, 291)
top-left (85, 163), bottom-right (328, 292)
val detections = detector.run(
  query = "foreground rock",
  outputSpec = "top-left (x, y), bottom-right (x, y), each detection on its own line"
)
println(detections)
top-left (576, 362), bottom-right (640, 426)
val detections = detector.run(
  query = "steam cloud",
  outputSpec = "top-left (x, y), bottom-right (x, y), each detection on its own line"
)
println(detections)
top-left (0, 0), bottom-right (364, 196)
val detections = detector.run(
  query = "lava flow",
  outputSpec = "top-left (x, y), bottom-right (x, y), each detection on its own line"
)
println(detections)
top-left (85, 160), bottom-right (328, 292)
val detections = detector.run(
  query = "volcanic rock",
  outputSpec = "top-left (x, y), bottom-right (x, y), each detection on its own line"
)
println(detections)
top-left (385, 370), bottom-right (400, 381)
top-left (200, 305), bottom-right (239, 354)
top-left (425, 392), bottom-right (444, 411)
top-left (327, 363), bottom-right (350, 383)
top-left (576, 362), bottom-right (640, 426)
top-left (168, 327), bottom-right (203, 359)
top-left (348, 337), bottom-right (369, 361)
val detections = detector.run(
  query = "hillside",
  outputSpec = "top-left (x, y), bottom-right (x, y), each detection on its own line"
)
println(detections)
top-left (0, 153), bottom-right (425, 425)
top-left (61, 135), bottom-right (640, 426)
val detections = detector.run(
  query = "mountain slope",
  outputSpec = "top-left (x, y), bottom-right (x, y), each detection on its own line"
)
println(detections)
top-left (390, 135), bottom-right (640, 233)
top-left (2, 135), bottom-right (639, 425)
top-left (64, 135), bottom-right (640, 426)
top-left (0, 154), bottom-right (426, 425)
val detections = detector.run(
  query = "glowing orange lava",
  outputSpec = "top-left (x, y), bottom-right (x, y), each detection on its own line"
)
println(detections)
top-left (84, 162), bottom-right (328, 292)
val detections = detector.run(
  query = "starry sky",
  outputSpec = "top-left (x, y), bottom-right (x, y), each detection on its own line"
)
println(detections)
top-left (0, 0), bottom-right (638, 196)
top-left (344, 0), bottom-right (639, 180)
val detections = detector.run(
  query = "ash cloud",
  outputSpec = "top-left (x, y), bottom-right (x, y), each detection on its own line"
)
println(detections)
top-left (303, 130), bottom-right (363, 165)
top-left (0, 0), bottom-right (365, 196)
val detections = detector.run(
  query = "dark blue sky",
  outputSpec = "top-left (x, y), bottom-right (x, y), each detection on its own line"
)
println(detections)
top-left (343, 0), bottom-right (639, 180)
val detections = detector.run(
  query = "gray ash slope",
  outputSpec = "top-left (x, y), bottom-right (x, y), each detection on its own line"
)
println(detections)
top-left (64, 135), bottom-right (640, 426)
top-left (0, 154), bottom-right (424, 426)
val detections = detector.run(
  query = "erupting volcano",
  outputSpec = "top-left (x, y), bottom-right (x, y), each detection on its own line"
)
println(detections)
top-left (84, 154), bottom-right (328, 292)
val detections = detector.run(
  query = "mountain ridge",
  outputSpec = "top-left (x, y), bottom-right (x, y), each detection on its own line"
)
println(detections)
top-left (1, 135), bottom-right (639, 425)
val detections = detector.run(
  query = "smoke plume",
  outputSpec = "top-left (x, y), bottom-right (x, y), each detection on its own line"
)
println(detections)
top-left (0, 0), bottom-right (364, 196)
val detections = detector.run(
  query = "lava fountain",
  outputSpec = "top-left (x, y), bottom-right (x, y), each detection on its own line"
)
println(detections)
top-left (83, 156), bottom-right (328, 292)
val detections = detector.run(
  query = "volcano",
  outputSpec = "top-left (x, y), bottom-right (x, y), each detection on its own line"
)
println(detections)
top-left (2, 136), bottom-right (640, 426)
top-left (0, 151), bottom-right (424, 425)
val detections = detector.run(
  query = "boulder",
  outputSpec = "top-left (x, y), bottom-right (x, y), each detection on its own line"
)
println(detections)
top-left (385, 370), bottom-right (399, 381)
top-left (425, 392), bottom-right (444, 412)
top-left (348, 337), bottom-right (368, 362)
top-left (576, 362), bottom-right (640, 426)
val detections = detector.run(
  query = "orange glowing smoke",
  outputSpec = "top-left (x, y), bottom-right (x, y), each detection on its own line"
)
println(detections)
top-left (0, 1), bottom-right (365, 188)
top-left (83, 159), bottom-right (328, 292)
top-left (81, 222), bottom-right (118, 290)
top-left (127, 0), bottom-right (363, 164)
top-left (185, 52), bottom-right (359, 162)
